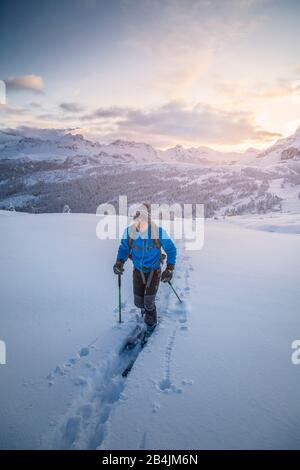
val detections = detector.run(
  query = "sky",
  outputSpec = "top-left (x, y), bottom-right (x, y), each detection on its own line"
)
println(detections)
top-left (0, 0), bottom-right (300, 151)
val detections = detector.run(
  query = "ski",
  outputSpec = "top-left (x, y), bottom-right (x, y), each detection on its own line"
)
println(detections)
top-left (121, 324), bottom-right (156, 377)
top-left (119, 316), bottom-right (145, 354)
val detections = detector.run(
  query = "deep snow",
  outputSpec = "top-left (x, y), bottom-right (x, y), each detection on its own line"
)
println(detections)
top-left (0, 211), bottom-right (300, 449)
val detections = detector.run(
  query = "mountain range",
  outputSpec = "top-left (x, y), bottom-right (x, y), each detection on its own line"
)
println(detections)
top-left (0, 126), bottom-right (299, 216)
top-left (1, 125), bottom-right (300, 166)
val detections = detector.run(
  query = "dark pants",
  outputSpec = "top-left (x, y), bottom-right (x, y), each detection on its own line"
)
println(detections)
top-left (133, 268), bottom-right (161, 326)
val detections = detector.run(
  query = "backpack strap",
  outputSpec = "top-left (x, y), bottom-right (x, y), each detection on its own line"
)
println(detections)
top-left (150, 222), bottom-right (160, 249)
top-left (150, 222), bottom-right (166, 263)
top-left (127, 225), bottom-right (135, 259)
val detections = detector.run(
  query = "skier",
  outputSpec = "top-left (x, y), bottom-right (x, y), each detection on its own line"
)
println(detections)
top-left (113, 203), bottom-right (177, 330)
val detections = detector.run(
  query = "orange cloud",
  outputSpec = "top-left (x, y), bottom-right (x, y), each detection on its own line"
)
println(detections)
top-left (5, 75), bottom-right (44, 93)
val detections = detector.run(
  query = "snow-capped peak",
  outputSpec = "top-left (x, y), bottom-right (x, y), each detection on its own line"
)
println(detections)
top-left (255, 125), bottom-right (300, 166)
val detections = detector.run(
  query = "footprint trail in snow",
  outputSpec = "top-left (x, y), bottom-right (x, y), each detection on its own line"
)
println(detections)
top-left (46, 247), bottom-right (192, 449)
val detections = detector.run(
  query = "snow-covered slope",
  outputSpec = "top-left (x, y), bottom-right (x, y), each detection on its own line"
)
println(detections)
top-left (163, 145), bottom-right (213, 164)
top-left (0, 130), bottom-right (101, 161)
top-left (0, 130), bottom-right (261, 166)
top-left (101, 139), bottom-right (163, 163)
top-left (0, 212), bottom-right (299, 449)
top-left (254, 126), bottom-right (300, 166)
top-left (163, 144), bottom-right (259, 164)
top-left (101, 220), bottom-right (300, 450)
top-left (0, 128), bottom-right (255, 165)
top-left (1, 126), bottom-right (300, 167)
top-left (0, 212), bottom-right (133, 448)
top-left (0, 130), bottom-right (164, 164)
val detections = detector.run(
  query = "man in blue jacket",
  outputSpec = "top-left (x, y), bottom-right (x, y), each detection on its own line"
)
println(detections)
top-left (113, 203), bottom-right (177, 329)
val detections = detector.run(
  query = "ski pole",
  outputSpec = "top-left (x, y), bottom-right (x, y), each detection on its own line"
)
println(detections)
top-left (118, 274), bottom-right (122, 323)
top-left (168, 281), bottom-right (183, 303)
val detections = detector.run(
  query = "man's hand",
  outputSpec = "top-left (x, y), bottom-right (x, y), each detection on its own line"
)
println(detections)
top-left (113, 260), bottom-right (124, 275)
top-left (161, 264), bottom-right (174, 283)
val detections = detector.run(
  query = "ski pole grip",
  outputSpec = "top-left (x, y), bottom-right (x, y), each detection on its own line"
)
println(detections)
top-left (118, 274), bottom-right (121, 287)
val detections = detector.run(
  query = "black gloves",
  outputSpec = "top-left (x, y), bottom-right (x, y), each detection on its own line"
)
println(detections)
top-left (114, 261), bottom-right (175, 279)
top-left (161, 264), bottom-right (175, 283)
top-left (113, 260), bottom-right (124, 275)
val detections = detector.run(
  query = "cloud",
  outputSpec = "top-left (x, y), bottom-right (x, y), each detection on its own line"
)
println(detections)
top-left (81, 106), bottom-right (131, 120)
top-left (59, 102), bottom-right (85, 113)
top-left (1, 99), bottom-right (280, 148)
top-left (29, 102), bottom-right (43, 108)
top-left (5, 75), bottom-right (44, 93)
top-left (115, 101), bottom-right (281, 146)
top-left (124, 0), bottom-right (265, 100)
top-left (0, 104), bottom-right (30, 115)
top-left (214, 77), bottom-right (300, 107)
top-left (69, 100), bottom-right (280, 146)
top-left (1, 126), bottom-right (76, 140)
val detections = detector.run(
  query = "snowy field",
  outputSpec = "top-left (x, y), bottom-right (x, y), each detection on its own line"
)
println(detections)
top-left (223, 212), bottom-right (300, 235)
top-left (0, 211), bottom-right (300, 449)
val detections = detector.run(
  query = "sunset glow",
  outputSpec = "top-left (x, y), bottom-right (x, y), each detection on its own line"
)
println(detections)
top-left (1, 0), bottom-right (300, 151)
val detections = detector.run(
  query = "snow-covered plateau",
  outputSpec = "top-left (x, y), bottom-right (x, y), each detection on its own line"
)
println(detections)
top-left (0, 211), bottom-right (299, 449)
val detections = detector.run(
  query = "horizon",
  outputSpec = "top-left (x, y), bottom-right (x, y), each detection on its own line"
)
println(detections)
top-left (2, 122), bottom-right (299, 156)
top-left (1, 0), bottom-right (300, 152)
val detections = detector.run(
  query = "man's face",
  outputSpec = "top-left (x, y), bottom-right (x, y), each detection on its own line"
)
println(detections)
top-left (134, 216), bottom-right (148, 233)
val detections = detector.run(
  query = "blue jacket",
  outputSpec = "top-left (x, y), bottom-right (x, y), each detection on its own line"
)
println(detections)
top-left (117, 225), bottom-right (176, 272)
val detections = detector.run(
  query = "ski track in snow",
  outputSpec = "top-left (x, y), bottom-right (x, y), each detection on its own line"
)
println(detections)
top-left (155, 255), bottom-right (191, 395)
top-left (158, 327), bottom-right (179, 393)
top-left (46, 247), bottom-right (192, 449)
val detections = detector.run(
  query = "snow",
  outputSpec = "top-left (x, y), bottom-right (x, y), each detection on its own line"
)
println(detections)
top-left (100, 221), bottom-right (300, 450)
top-left (223, 212), bottom-right (300, 234)
top-left (252, 126), bottom-right (300, 167)
top-left (0, 212), bottom-right (133, 448)
top-left (1, 126), bottom-right (300, 218)
top-left (1, 125), bottom-right (300, 171)
top-left (0, 212), bottom-right (300, 449)
top-left (268, 179), bottom-right (300, 213)
top-left (0, 127), bottom-right (261, 165)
